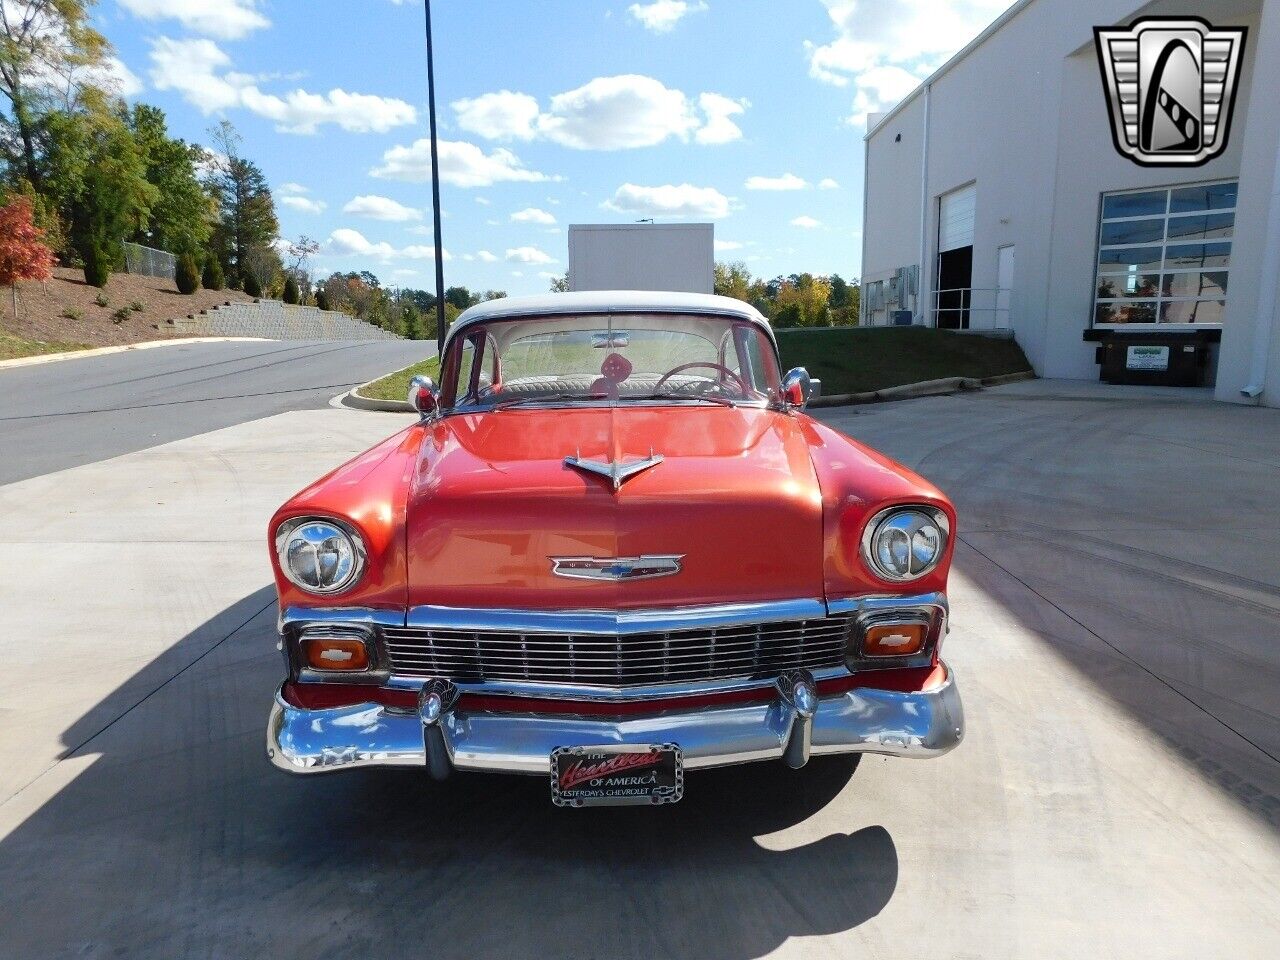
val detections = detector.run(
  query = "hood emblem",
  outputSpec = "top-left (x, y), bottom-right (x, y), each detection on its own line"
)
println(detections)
top-left (551, 555), bottom-right (684, 581)
top-left (565, 449), bottom-right (663, 491)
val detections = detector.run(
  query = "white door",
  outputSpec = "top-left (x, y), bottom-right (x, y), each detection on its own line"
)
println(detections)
top-left (996, 244), bottom-right (1015, 329)
top-left (938, 185), bottom-right (976, 253)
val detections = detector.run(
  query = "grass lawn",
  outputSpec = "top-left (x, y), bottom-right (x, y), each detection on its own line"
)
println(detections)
top-left (357, 355), bottom-right (441, 401)
top-left (356, 326), bottom-right (1032, 403)
top-left (0, 329), bottom-right (90, 361)
top-left (778, 326), bottom-right (1032, 394)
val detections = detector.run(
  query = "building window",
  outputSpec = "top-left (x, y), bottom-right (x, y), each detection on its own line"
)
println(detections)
top-left (1092, 180), bottom-right (1236, 327)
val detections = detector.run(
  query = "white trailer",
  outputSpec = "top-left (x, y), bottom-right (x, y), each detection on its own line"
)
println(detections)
top-left (568, 223), bottom-right (714, 294)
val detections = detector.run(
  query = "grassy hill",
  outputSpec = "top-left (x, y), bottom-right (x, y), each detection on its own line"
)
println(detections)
top-left (357, 325), bottom-right (1033, 402)
top-left (0, 267), bottom-right (254, 360)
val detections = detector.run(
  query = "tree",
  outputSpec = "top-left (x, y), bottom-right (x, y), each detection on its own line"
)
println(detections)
top-left (0, 195), bottom-right (56, 316)
top-left (202, 257), bottom-right (223, 290)
top-left (315, 287), bottom-right (330, 311)
top-left (202, 121), bottom-right (278, 285)
top-left (241, 243), bottom-right (281, 297)
top-left (175, 251), bottom-right (199, 294)
top-left (128, 105), bottom-right (212, 257)
top-left (42, 108), bottom-right (155, 286)
top-left (444, 285), bottom-right (473, 311)
top-left (0, 0), bottom-right (111, 186)
top-left (548, 271), bottom-right (569, 292)
top-left (282, 274), bottom-right (299, 304)
top-left (243, 269), bottom-right (262, 298)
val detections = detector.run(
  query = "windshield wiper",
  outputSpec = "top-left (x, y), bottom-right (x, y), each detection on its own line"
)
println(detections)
top-left (491, 393), bottom-right (599, 410)
top-left (636, 392), bottom-right (737, 406)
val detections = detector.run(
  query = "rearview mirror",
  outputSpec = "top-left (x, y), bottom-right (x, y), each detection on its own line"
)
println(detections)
top-left (408, 376), bottom-right (439, 418)
top-left (782, 367), bottom-right (815, 410)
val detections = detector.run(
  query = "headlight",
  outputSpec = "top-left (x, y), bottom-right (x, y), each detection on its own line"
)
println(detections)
top-left (275, 518), bottom-right (366, 594)
top-left (861, 506), bottom-right (949, 582)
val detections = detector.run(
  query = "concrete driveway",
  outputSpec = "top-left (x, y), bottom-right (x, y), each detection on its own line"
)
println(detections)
top-left (0, 379), bottom-right (1276, 959)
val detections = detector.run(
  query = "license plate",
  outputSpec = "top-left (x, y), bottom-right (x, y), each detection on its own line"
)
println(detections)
top-left (551, 744), bottom-right (683, 807)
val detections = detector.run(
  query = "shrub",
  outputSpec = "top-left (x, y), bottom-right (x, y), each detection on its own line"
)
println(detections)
top-left (282, 275), bottom-right (300, 305)
top-left (202, 258), bottom-right (223, 290)
top-left (82, 241), bottom-right (112, 288)
top-left (60, 307), bottom-right (84, 321)
top-left (315, 288), bottom-right (330, 311)
top-left (111, 306), bottom-right (132, 324)
top-left (242, 270), bottom-right (263, 298)
top-left (175, 253), bottom-right (200, 294)
top-left (130, 300), bottom-right (144, 312)
top-left (94, 292), bottom-right (109, 308)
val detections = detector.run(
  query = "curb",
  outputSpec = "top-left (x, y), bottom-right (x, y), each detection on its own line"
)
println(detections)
top-left (337, 369), bottom-right (1038, 414)
top-left (810, 371), bottom-right (1034, 408)
top-left (0, 336), bottom-right (272, 370)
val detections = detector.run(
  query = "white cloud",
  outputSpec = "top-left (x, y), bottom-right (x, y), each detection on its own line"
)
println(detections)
top-left (714, 239), bottom-right (743, 252)
top-left (539, 75), bottom-right (699, 149)
top-left (804, 0), bottom-right (1014, 125)
top-left (450, 75), bottom-right (744, 151)
top-left (119, 0), bottom-right (269, 40)
top-left (371, 138), bottom-right (553, 187)
top-left (280, 183), bottom-right (310, 195)
top-left (148, 37), bottom-right (415, 134)
top-left (628, 0), bottom-right (707, 33)
top-left (475, 196), bottom-right (491, 205)
top-left (790, 215), bottom-right (822, 229)
top-left (281, 195), bottom-right (326, 214)
top-left (604, 183), bottom-right (732, 219)
top-left (327, 228), bottom-right (451, 261)
top-left (510, 207), bottom-right (556, 225)
top-left (476, 250), bottom-right (499, 262)
top-left (745, 173), bottom-right (808, 191)
top-left (343, 195), bottom-right (423, 222)
top-left (506, 246), bottom-right (556, 265)
top-left (819, 177), bottom-right (840, 190)
top-left (695, 93), bottom-right (747, 145)
top-left (452, 90), bottom-right (541, 141)
top-left (89, 57), bottom-right (143, 98)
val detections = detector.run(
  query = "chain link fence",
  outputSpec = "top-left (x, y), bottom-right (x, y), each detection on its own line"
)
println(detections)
top-left (122, 241), bottom-right (177, 281)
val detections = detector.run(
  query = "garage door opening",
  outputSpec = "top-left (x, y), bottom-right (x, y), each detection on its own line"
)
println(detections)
top-left (936, 184), bottom-right (975, 329)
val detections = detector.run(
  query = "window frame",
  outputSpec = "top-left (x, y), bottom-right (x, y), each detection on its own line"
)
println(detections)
top-left (1091, 179), bottom-right (1236, 331)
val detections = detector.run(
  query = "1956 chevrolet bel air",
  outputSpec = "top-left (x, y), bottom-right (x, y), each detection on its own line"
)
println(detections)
top-left (266, 291), bottom-right (963, 806)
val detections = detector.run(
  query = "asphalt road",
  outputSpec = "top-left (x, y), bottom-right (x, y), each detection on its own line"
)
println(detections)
top-left (0, 339), bottom-right (429, 484)
top-left (0, 380), bottom-right (1277, 959)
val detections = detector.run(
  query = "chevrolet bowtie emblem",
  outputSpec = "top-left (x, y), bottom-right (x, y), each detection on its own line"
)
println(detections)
top-left (550, 555), bottom-right (684, 581)
top-left (564, 449), bottom-right (663, 491)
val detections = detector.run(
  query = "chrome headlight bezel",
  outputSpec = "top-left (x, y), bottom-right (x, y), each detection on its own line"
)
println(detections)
top-left (274, 516), bottom-right (367, 596)
top-left (860, 505), bottom-right (950, 583)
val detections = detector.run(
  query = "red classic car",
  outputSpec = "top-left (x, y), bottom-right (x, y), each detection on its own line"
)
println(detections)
top-left (266, 291), bottom-right (963, 806)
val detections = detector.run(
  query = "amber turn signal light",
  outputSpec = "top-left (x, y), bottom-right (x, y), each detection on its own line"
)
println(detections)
top-left (304, 637), bottom-right (370, 671)
top-left (863, 622), bottom-right (927, 657)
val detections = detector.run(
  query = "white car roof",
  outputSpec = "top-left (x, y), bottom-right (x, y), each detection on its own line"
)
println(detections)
top-left (446, 290), bottom-right (773, 351)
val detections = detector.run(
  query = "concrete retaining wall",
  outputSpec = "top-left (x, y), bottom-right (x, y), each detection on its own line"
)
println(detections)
top-left (171, 301), bottom-right (402, 341)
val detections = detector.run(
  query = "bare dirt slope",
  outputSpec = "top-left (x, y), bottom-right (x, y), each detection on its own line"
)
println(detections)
top-left (1, 267), bottom-right (254, 352)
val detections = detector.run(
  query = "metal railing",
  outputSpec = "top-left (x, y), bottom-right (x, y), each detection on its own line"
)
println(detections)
top-left (931, 286), bottom-right (1012, 331)
top-left (122, 241), bottom-right (177, 281)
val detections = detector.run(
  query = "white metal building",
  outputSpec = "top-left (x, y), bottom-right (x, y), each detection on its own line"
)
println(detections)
top-left (860, 0), bottom-right (1280, 405)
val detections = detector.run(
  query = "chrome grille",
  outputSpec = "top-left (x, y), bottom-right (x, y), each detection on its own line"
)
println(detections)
top-left (382, 617), bottom-right (852, 687)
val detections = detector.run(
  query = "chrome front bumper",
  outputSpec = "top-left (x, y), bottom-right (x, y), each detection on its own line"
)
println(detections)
top-left (266, 664), bottom-right (964, 776)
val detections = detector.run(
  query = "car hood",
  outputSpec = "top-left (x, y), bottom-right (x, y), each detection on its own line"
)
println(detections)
top-left (406, 405), bottom-right (824, 609)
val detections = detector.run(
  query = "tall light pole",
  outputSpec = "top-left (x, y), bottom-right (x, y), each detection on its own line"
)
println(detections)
top-left (423, 0), bottom-right (447, 354)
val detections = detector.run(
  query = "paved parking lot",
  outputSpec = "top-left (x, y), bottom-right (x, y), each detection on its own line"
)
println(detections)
top-left (0, 377), bottom-right (1277, 959)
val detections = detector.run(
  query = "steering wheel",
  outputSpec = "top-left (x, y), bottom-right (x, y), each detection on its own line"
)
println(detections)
top-left (654, 362), bottom-right (747, 395)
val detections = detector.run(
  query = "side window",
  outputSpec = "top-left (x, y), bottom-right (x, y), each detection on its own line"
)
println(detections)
top-left (455, 338), bottom-right (478, 402)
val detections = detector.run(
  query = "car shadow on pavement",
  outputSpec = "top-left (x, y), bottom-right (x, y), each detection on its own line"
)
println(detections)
top-left (0, 589), bottom-right (897, 960)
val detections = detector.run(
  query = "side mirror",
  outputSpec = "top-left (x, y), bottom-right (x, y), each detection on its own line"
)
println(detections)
top-left (782, 367), bottom-right (814, 410)
top-left (408, 375), bottom-right (439, 418)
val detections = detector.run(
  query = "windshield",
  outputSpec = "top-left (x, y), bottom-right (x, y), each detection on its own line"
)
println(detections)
top-left (440, 312), bottom-right (781, 410)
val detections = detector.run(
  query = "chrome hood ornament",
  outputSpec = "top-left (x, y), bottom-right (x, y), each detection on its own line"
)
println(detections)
top-left (550, 555), bottom-right (684, 581)
top-left (564, 449), bottom-right (663, 491)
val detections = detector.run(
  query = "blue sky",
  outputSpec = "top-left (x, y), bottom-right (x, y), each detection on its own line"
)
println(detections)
top-left (96, 0), bottom-right (1016, 295)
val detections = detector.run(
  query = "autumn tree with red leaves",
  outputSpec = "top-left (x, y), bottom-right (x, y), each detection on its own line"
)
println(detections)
top-left (0, 196), bottom-right (57, 318)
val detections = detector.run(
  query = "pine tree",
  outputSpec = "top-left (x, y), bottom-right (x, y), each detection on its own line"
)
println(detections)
top-left (175, 252), bottom-right (200, 294)
top-left (202, 122), bottom-right (279, 286)
top-left (243, 270), bottom-right (262, 298)
top-left (282, 274), bottom-right (300, 304)
top-left (202, 258), bottom-right (223, 290)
